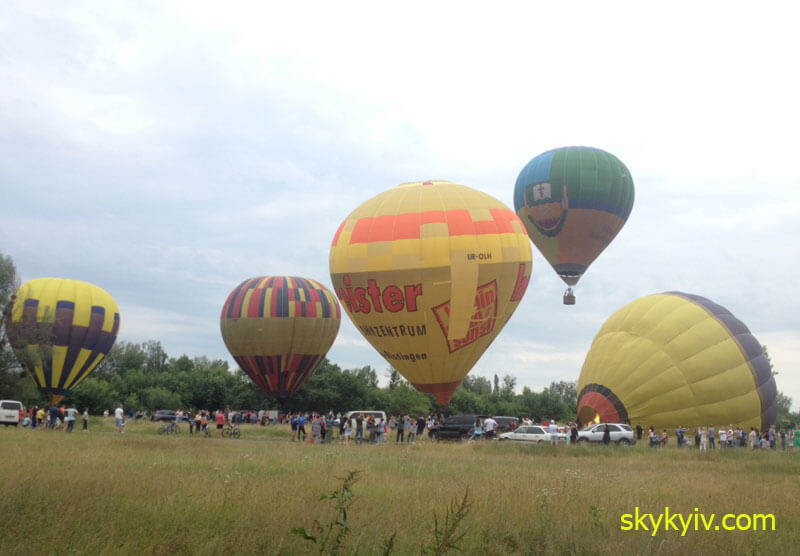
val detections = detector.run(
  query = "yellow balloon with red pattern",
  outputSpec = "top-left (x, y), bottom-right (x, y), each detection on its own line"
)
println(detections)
top-left (329, 180), bottom-right (532, 404)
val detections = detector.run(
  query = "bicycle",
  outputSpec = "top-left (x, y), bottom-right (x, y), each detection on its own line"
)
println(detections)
top-left (221, 423), bottom-right (240, 438)
top-left (157, 421), bottom-right (180, 435)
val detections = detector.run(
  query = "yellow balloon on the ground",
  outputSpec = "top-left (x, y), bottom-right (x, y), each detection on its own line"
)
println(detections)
top-left (4, 278), bottom-right (121, 405)
top-left (577, 292), bottom-right (777, 431)
top-left (330, 180), bottom-right (532, 404)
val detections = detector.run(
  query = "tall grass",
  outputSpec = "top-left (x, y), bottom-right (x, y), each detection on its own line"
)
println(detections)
top-left (1, 421), bottom-right (798, 555)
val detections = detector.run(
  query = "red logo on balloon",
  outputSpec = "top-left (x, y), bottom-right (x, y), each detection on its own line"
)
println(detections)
top-left (433, 281), bottom-right (498, 353)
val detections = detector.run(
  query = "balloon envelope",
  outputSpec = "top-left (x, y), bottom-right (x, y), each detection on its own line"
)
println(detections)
top-left (329, 180), bottom-right (532, 404)
top-left (220, 276), bottom-right (341, 399)
top-left (4, 278), bottom-right (120, 405)
top-left (577, 292), bottom-right (777, 431)
top-left (514, 146), bottom-right (634, 287)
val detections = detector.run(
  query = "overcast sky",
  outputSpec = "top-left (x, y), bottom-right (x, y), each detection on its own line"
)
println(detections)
top-left (2, 1), bottom-right (798, 408)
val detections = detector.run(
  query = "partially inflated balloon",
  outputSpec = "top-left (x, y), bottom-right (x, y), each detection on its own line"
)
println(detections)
top-left (220, 276), bottom-right (341, 400)
top-left (577, 292), bottom-right (777, 431)
top-left (3, 278), bottom-right (120, 405)
top-left (514, 146), bottom-right (634, 300)
top-left (330, 180), bottom-right (532, 404)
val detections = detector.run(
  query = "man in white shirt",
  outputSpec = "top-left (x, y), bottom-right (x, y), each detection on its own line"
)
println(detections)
top-left (114, 404), bottom-right (125, 434)
top-left (483, 416), bottom-right (498, 439)
top-left (548, 420), bottom-right (559, 445)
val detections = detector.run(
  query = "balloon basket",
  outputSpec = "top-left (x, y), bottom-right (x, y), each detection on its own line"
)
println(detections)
top-left (563, 289), bottom-right (575, 305)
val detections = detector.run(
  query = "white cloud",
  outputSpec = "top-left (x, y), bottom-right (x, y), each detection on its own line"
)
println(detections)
top-left (2, 0), bottom-right (799, 408)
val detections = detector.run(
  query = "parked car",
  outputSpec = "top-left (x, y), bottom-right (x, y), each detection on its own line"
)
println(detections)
top-left (430, 414), bottom-right (486, 441)
top-left (493, 416), bottom-right (521, 434)
top-left (430, 415), bottom-right (520, 441)
top-left (0, 400), bottom-right (22, 427)
top-left (498, 425), bottom-right (567, 443)
top-left (577, 423), bottom-right (635, 445)
top-left (151, 410), bottom-right (177, 422)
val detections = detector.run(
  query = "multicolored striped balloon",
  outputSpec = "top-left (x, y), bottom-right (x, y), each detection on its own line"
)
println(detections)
top-left (330, 180), bottom-right (532, 405)
top-left (577, 292), bottom-right (778, 431)
top-left (514, 146), bottom-right (634, 298)
top-left (4, 278), bottom-right (120, 405)
top-left (220, 276), bottom-right (341, 399)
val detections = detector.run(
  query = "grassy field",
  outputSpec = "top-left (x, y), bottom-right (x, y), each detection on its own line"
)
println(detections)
top-left (1, 419), bottom-right (797, 555)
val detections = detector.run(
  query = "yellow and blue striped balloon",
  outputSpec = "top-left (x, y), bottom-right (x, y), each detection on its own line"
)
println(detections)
top-left (4, 278), bottom-right (120, 405)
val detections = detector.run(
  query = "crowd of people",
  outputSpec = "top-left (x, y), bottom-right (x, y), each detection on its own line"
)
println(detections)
top-left (18, 404), bottom-right (89, 432)
top-left (645, 423), bottom-right (799, 450)
top-left (288, 412), bottom-right (431, 445)
top-left (13, 403), bottom-right (800, 453)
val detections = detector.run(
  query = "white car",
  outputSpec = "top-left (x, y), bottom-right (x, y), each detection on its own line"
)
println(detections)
top-left (577, 423), bottom-right (635, 445)
top-left (0, 400), bottom-right (22, 427)
top-left (498, 425), bottom-right (567, 443)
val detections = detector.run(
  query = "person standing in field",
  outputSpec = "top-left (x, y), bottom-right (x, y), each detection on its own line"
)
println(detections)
top-left (407, 417), bottom-right (416, 443)
top-left (82, 408), bottom-right (89, 432)
top-left (354, 414), bottom-right (364, 445)
top-left (471, 418), bottom-right (482, 441)
top-left (483, 416), bottom-right (498, 439)
top-left (114, 404), bottom-right (124, 433)
top-left (48, 405), bottom-right (59, 429)
top-left (699, 426), bottom-right (708, 452)
top-left (342, 415), bottom-right (351, 446)
top-left (602, 424), bottom-right (611, 446)
top-left (396, 415), bottom-right (405, 443)
top-left (417, 415), bottom-right (426, 440)
top-left (708, 425), bottom-right (715, 449)
top-left (311, 414), bottom-right (322, 443)
top-left (64, 404), bottom-right (78, 433)
top-left (216, 410), bottom-right (225, 435)
top-left (548, 420), bottom-right (559, 446)
top-left (297, 414), bottom-right (307, 441)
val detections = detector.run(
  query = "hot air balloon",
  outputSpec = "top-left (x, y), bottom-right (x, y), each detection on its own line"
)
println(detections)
top-left (576, 292), bottom-right (777, 431)
top-left (3, 278), bottom-right (120, 405)
top-left (513, 146), bottom-right (634, 304)
top-left (329, 180), bottom-right (532, 405)
top-left (220, 276), bottom-right (341, 400)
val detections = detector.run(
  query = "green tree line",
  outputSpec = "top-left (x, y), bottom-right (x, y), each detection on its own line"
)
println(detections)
top-left (1, 335), bottom-right (581, 420)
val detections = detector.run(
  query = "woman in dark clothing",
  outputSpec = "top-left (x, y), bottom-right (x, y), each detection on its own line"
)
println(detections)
top-left (602, 424), bottom-right (611, 445)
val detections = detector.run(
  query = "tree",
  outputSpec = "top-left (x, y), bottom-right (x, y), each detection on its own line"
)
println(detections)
top-left (544, 381), bottom-right (578, 415)
top-left (776, 391), bottom-right (794, 427)
top-left (0, 253), bottom-right (27, 400)
top-left (142, 340), bottom-right (169, 374)
top-left (386, 383), bottom-right (432, 417)
top-left (461, 375), bottom-right (492, 395)
top-left (500, 375), bottom-right (517, 401)
top-left (387, 368), bottom-right (402, 390)
top-left (353, 365), bottom-right (379, 388)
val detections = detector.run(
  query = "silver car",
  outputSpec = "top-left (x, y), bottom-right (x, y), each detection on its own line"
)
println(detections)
top-left (577, 423), bottom-right (635, 445)
top-left (498, 425), bottom-right (567, 443)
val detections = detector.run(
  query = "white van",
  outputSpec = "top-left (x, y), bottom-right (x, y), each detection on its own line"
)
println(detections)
top-left (344, 410), bottom-right (387, 427)
top-left (0, 400), bottom-right (23, 427)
